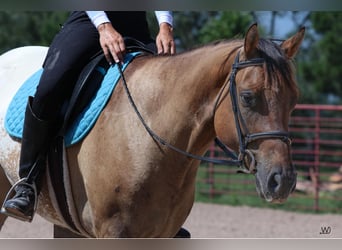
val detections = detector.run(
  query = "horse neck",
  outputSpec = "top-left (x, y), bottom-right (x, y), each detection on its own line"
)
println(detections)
top-left (153, 42), bottom-right (241, 155)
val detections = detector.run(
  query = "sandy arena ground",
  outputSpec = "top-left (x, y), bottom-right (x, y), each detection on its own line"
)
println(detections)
top-left (0, 202), bottom-right (341, 238)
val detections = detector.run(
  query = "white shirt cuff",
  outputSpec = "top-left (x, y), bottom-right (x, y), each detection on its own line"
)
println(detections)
top-left (154, 11), bottom-right (173, 27)
top-left (86, 11), bottom-right (111, 28)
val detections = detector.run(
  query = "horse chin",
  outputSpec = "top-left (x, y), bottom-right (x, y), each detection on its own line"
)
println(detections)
top-left (255, 184), bottom-right (288, 204)
top-left (259, 190), bottom-right (288, 203)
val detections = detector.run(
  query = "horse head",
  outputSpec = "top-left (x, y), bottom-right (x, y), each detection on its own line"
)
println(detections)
top-left (214, 24), bottom-right (305, 203)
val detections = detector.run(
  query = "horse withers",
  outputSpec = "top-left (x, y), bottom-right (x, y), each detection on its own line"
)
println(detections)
top-left (0, 24), bottom-right (305, 237)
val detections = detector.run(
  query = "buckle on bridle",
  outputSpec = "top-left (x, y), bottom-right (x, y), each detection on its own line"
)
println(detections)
top-left (237, 149), bottom-right (257, 174)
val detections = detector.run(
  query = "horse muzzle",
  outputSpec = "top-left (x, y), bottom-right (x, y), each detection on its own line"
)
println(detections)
top-left (255, 164), bottom-right (297, 203)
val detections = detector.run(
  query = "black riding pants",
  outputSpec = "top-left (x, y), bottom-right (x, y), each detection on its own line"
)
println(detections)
top-left (32, 11), bottom-right (153, 121)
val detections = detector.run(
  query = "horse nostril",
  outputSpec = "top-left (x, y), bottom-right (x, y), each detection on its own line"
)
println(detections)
top-left (268, 173), bottom-right (282, 193)
top-left (274, 174), bottom-right (282, 185)
top-left (264, 168), bottom-right (297, 200)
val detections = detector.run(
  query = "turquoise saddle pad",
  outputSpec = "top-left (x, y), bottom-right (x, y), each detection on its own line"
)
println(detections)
top-left (5, 52), bottom-right (140, 147)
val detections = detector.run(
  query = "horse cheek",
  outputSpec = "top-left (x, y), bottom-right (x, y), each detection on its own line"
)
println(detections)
top-left (214, 101), bottom-right (239, 151)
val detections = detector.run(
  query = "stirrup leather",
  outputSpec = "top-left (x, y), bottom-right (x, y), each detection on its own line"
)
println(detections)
top-left (0, 178), bottom-right (38, 222)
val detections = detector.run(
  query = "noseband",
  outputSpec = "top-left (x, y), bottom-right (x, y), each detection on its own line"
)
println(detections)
top-left (118, 51), bottom-right (291, 174)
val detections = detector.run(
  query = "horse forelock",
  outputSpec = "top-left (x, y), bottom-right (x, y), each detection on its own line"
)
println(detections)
top-left (257, 38), bottom-right (299, 100)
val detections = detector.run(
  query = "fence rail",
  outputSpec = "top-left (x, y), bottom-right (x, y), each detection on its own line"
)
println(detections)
top-left (197, 104), bottom-right (342, 213)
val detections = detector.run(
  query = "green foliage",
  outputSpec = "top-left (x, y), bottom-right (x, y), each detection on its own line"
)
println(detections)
top-left (172, 11), bottom-right (218, 50)
top-left (299, 12), bottom-right (342, 104)
top-left (198, 11), bottom-right (252, 44)
top-left (0, 11), bottom-right (69, 54)
top-left (148, 11), bottom-right (252, 51)
top-left (172, 11), bottom-right (252, 50)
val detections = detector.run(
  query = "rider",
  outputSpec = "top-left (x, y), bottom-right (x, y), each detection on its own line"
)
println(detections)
top-left (1, 11), bottom-right (175, 222)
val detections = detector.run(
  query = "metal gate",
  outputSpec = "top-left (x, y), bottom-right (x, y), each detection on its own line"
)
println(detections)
top-left (197, 104), bottom-right (342, 213)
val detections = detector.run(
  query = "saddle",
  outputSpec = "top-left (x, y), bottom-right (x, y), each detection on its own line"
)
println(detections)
top-left (47, 38), bottom-right (155, 235)
top-left (63, 37), bottom-right (156, 134)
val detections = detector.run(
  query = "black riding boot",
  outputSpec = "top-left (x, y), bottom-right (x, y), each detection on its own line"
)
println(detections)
top-left (174, 227), bottom-right (191, 238)
top-left (1, 96), bottom-right (52, 222)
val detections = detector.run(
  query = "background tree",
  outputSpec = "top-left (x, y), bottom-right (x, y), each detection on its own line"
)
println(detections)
top-left (148, 11), bottom-right (219, 51)
top-left (298, 12), bottom-right (342, 104)
top-left (197, 11), bottom-right (252, 44)
top-left (0, 11), bottom-right (68, 54)
top-left (149, 11), bottom-right (251, 51)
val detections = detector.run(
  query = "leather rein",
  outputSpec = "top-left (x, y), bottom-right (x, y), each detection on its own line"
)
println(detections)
top-left (117, 51), bottom-right (291, 174)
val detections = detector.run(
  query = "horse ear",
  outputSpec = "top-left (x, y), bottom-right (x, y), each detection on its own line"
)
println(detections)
top-left (244, 23), bottom-right (259, 59)
top-left (281, 27), bottom-right (305, 59)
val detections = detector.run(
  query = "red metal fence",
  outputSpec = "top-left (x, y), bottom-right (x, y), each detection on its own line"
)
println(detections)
top-left (197, 104), bottom-right (342, 213)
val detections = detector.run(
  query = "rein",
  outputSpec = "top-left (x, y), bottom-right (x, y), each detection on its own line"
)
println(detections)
top-left (117, 51), bottom-right (291, 174)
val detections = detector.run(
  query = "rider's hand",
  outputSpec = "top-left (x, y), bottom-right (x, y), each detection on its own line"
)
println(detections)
top-left (98, 22), bottom-right (126, 64)
top-left (156, 23), bottom-right (176, 55)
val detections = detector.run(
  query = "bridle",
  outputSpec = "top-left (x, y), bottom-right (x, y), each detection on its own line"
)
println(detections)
top-left (214, 51), bottom-right (291, 174)
top-left (118, 50), bottom-right (291, 174)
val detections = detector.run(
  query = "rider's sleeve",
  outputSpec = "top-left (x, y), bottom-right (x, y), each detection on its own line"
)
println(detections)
top-left (86, 11), bottom-right (110, 28)
top-left (154, 11), bottom-right (173, 27)
top-left (86, 11), bottom-right (173, 28)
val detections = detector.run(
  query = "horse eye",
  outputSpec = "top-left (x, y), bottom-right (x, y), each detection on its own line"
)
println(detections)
top-left (240, 91), bottom-right (256, 107)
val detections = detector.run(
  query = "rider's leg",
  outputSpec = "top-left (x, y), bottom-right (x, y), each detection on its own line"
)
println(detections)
top-left (1, 12), bottom-right (101, 222)
top-left (1, 96), bottom-right (52, 221)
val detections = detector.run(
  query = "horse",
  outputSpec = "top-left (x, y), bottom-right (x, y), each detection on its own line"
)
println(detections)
top-left (0, 24), bottom-right (305, 238)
